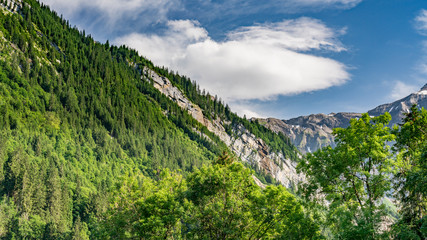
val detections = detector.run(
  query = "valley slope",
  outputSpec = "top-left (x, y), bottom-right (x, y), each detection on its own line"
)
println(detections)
top-left (0, 1), bottom-right (304, 237)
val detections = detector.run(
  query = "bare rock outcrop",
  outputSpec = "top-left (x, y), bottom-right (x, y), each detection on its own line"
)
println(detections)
top-left (258, 113), bottom-right (361, 154)
top-left (142, 67), bottom-right (303, 188)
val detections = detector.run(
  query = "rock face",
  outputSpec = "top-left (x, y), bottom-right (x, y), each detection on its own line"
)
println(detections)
top-left (260, 84), bottom-right (427, 154)
top-left (259, 112), bottom-right (361, 154)
top-left (367, 84), bottom-right (427, 126)
top-left (143, 67), bottom-right (303, 188)
top-left (1, 0), bottom-right (23, 13)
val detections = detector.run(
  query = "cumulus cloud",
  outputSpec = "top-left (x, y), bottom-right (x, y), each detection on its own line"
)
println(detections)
top-left (415, 9), bottom-right (427, 36)
top-left (120, 20), bottom-right (208, 64)
top-left (390, 81), bottom-right (419, 100)
top-left (116, 18), bottom-right (350, 104)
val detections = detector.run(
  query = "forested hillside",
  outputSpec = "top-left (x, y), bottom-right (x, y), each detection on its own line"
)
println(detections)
top-left (0, 0), bottom-right (311, 238)
top-left (1, 0), bottom-right (425, 239)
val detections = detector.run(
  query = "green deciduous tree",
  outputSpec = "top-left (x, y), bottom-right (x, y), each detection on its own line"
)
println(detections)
top-left (101, 170), bottom-right (186, 239)
top-left (185, 161), bottom-right (258, 239)
top-left (101, 155), bottom-right (322, 239)
top-left (298, 113), bottom-right (395, 239)
top-left (392, 105), bottom-right (427, 239)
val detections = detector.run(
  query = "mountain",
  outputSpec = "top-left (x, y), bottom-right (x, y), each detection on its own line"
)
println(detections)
top-left (143, 67), bottom-right (302, 187)
top-left (0, 1), bottom-right (304, 238)
top-left (259, 84), bottom-right (427, 154)
top-left (2, 1), bottom-right (424, 238)
top-left (367, 83), bottom-right (427, 126)
top-left (258, 112), bottom-right (361, 154)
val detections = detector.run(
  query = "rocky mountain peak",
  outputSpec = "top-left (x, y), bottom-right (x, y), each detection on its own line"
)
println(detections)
top-left (261, 83), bottom-right (427, 154)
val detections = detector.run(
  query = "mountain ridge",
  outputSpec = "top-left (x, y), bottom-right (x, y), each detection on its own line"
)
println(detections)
top-left (143, 66), bottom-right (303, 187)
top-left (0, 1), bottom-right (307, 237)
top-left (259, 84), bottom-right (427, 153)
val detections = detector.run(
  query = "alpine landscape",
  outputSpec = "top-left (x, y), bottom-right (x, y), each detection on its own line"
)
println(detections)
top-left (0, 0), bottom-right (426, 239)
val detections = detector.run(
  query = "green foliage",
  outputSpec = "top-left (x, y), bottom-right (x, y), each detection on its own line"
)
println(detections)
top-left (10, 1), bottom-right (427, 239)
top-left (391, 105), bottom-right (427, 239)
top-left (0, 1), bottom-right (301, 238)
top-left (299, 109), bottom-right (427, 239)
top-left (100, 171), bottom-right (186, 239)
top-left (298, 113), bottom-right (395, 239)
top-left (0, 0), bottom-right (232, 237)
top-left (0, 198), bottom-right (17, 238)
top-left (212, 150), bottom-right (234, 165)
top-left (185, 162), bottom-right (257, 239)
top-left (101, 161), bottom-right (323, 239)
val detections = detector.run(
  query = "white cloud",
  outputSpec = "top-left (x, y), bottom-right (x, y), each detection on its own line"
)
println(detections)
top-left (40, 0), bottom-right (361, 30)
top-left (39, 0), bottom-right (361, 42)
top-left (231, 102), bottom-right (265, 119)
top-left (415, 9), bottom-right (427, 36)
top-left (287, 0), bottom-right (362, 8)
top-left (40, 0), bottom-right (178, 27)
top-left (390, 81), bottom-right (419, 100)
top-left (41, 0), bottom-right (176, 16)
top-left (116, 18), bottom-right (350, 116)
top-left (228, 18), bottom-right (346, 52)
top-left (37, 0), bottom-right (358, 118)
top-left (184, 0), bottom-right (362, 22)
top-left (419, 63), bottom-right (427, 75)
top-left (121, 20), bottom-right (208, 64)
top-left (416, 13), bottom-right (427, 76)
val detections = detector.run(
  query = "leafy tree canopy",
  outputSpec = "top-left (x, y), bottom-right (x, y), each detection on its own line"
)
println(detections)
top-left (298, 113), bottom-right (396, 239)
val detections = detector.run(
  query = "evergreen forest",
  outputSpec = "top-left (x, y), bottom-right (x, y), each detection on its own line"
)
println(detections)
top-left (0, 0), bottom-right (425, 239)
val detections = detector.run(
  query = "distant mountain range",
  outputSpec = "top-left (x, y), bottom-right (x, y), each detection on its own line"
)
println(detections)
top-left (258, 84), bottom-right (427, 154)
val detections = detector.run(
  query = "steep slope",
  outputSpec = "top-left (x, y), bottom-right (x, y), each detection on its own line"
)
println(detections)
top-left (143, 67), bottom-right (302, 187)
top-left (0, 1), bottom-right (237, 237)
top-left (260, 84), bottom-right (427, 154)
top-left (0, 1), bottom-right (303, 238)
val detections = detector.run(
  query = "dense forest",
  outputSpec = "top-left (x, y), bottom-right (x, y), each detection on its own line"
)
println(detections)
top-left (0, 0), bottom-right (425, 239)
top-left (0, 0), bottom-right (311, 238)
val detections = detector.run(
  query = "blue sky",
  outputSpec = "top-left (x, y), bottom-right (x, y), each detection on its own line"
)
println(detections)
top-left (40, 0), bottom-right (427, 119)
